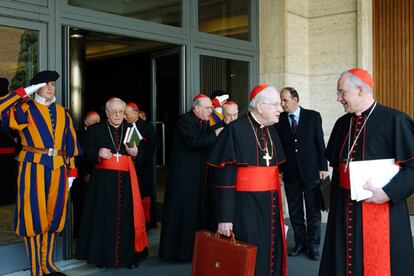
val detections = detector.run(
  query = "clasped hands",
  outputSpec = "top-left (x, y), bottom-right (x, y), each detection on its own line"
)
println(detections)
top-left (98, 142), bottom-right (138, 159)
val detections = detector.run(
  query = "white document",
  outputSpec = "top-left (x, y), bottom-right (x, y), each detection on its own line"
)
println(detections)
top-left (132, 122), bottom-right (143, 141)
top-left (284, 224), bottom-right (289, 240)
top-left (123, 127), bottom-right (131, 144)
top-left (349, 158), bottom-right (399, 201)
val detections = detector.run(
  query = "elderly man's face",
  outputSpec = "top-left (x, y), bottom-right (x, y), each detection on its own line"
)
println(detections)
top-left (280, 90), bottom-right (298, 113)
top-left (337, 76), bottom-right (363, 113)
top-left (222, 104), bottom-right (239, 124)
top-left (36, 82), bottom-right (56, 101)
top-left (257, 91), bottom-right (283, 126)
top-left (124, 106), bottom-right (139, 124)
top-left (194, 97), bottom-right (213, 121)
top-left (106, 101), bottom-right (125, 127)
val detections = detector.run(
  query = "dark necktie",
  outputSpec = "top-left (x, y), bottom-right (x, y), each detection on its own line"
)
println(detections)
top-left (289, 114), bottom-right (297, 133)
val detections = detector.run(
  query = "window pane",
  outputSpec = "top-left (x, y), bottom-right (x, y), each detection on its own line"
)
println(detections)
top-left (200, 55), bottom-right (249, 115)
top-left (0, 26), bottom-right (39, 91)
top-left (198, 0), bottom-right (249, 41)
top-left (69, 0), bottom-right (181, 27)
top-left (0, 25), bottom-right (39, 246)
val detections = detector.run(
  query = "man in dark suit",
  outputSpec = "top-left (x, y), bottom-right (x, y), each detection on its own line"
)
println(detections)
top-left (275, 87), bottom-right (328, 261)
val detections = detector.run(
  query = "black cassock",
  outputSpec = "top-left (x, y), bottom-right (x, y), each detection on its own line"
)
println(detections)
top-left (134, 119), bottom-right (157, 228)
top-left (319, 103), bottom-right (414, 276)
top-left (159, 111), bottom-right (216, 261)
top-left (76, 120), bottom-right (147, 267)
top-left (208, 113), bottom-right (287, 276)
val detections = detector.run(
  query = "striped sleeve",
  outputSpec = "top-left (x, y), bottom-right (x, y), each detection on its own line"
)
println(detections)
top-left (0, 88), bottom-right (29, 130)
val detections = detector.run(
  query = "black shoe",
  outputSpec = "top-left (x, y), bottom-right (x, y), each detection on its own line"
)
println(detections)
top-left (288, 244), bottom-right (305, 256)
top-left (44, 272), bottom-right (67, 276)
top-left (308, 248), bottom-right (320, 261)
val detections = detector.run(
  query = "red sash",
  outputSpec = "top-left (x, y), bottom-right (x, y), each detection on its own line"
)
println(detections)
top-left (236, 166), bottom-right (280, 191)
top-left (235, 166), bottom-right (287, 276)
top-left (339, 163), bottom-right (390, 276)
top-left (0, 147), bottom-right (15, 154)
top-left (95, 155), bottom-right (148, 252)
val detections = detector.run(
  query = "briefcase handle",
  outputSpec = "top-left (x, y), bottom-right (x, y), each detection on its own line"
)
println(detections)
top-left (215, 231), bottom-right (236, 243)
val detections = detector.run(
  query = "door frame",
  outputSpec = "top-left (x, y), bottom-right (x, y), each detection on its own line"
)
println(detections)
top-left (150, 46), bottom-right (186, 121)
top-left (0, 18), bottom-right (49, 275)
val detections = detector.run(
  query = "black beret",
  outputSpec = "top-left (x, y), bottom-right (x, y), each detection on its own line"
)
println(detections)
top-left (30, 70), bottom-right (60, 85)
top-left (210, 89), bottom-right (228, 99)
top-left (0, 77), bottom-right (9, 96)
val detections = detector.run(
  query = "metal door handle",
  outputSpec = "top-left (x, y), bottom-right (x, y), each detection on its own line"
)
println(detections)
top-left (155, 121), bottom-right (165, 167)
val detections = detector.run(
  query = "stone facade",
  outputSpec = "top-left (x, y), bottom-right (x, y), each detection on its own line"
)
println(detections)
top-left (260, 0), bottom-right (372, 140)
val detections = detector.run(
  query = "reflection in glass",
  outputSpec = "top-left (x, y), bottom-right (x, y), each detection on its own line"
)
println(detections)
top-left (200, 55), bottom-right (249, 115)
top-left (69, 0), bottom-right (181, 27)
top-left (198, 0), bottom-right (249, 41)
top-left (0, 27), bottom-right (38, 90)
top-left (0, 25), bottom-right (38, 246)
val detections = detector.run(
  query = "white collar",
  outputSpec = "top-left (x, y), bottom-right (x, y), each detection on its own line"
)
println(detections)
top-left (249, 112), bottom-right (265, 128)
top-left (34, 93), bottom-right (56, 105)
top-left (289, 106), bottom-right (301, 118)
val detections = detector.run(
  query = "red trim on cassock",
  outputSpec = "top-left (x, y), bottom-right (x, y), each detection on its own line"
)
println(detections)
top-left (0, 147), bottom-right (16, 154)
top-left (277, 184), bottom-right (288, 276)
top-left (236, 166), bottom-right (280, 191)
top-left (67, 168), bottom-right (78, 178)
top-left (214, 185), bottom-right (236, 189)
top-left (339, 162), bottom-right (391, 276)
top-left (396, 156), bottom-right (414, 165)
top-left (95, 155), bottom-right (148, 252)
top-left (206, 160), bottom-right (245, 168)
top-left (142, 197), bottom-right (151, 224)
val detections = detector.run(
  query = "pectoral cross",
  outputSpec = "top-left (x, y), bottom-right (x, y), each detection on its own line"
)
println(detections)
top-left (263, 150), bottom-right (272, 166)
top-left (114, 152), bottom-right (121, 162)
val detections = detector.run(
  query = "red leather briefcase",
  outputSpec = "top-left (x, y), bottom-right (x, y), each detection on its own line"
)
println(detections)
top-left (191, 230), bottom-right (257, 276)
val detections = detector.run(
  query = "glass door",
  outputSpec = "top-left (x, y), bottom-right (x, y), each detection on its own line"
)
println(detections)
top-left (0, 23), bottom-right (48, 275)
top-left (150, 47), bottom-right (185, 219)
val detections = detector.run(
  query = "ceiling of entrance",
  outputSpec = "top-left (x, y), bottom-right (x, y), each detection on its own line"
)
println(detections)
top-left (71, 30), bottom-right (173, 60)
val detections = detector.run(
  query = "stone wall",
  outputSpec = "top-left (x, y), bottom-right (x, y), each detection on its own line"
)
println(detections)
top-left (260, 0), bottom-right (367, 139)
top-left (309, 0), bottom-right (357, 139)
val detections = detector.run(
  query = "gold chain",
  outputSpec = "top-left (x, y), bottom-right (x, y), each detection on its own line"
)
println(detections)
top-left (247, 114), bottom-right (274, 158)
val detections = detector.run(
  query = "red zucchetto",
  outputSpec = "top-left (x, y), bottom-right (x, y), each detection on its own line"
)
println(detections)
top-left (193, 93), bottom-right (208, 102)
top-left (249, 83), bottom-right (269, 101)
top-left (348, 68), bottom-right (374, 88)
top-left (127, 102), bottom-right (139, 110)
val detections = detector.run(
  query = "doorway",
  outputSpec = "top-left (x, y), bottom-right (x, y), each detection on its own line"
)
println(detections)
top-left (67, 28), bottom-right (183, 252)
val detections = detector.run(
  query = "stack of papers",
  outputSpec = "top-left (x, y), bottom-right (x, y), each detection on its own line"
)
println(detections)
top-left (123, 123), bottom-right (143, 148)
top-left (349, 158), bottom-right (399, 201)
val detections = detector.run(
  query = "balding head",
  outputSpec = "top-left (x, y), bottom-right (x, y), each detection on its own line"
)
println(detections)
top-left (84, 111), bottom-right (100, 128)
top-left (222, 101), bottom-right (239, 124)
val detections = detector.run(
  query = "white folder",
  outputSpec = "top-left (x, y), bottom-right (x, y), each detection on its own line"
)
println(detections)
top-left (349, 158), bottom-right (399, 201)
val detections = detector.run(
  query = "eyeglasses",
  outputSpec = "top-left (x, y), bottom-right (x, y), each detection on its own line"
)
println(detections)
top-left (107, 110), bottom-right (124, 116)
top-left (261, 102), bottom-right (281, 108)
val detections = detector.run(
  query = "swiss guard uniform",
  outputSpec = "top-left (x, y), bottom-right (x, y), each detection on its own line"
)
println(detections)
top-left (0, 71), bottom-right (80, 276)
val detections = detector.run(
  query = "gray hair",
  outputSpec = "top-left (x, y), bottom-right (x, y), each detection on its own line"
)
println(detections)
top-left (105, 97), bottom-right (126, 110)
top-left (340, 71), bottom-right (373, 93)
top-left (248, 86), bottom-right (278, 111)
top-left (192, 98), bottom-right (203, 109)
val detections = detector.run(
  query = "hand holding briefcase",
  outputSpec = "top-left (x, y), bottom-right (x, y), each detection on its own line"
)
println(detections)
top-left (191, 230), bottom-right (257, 276)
